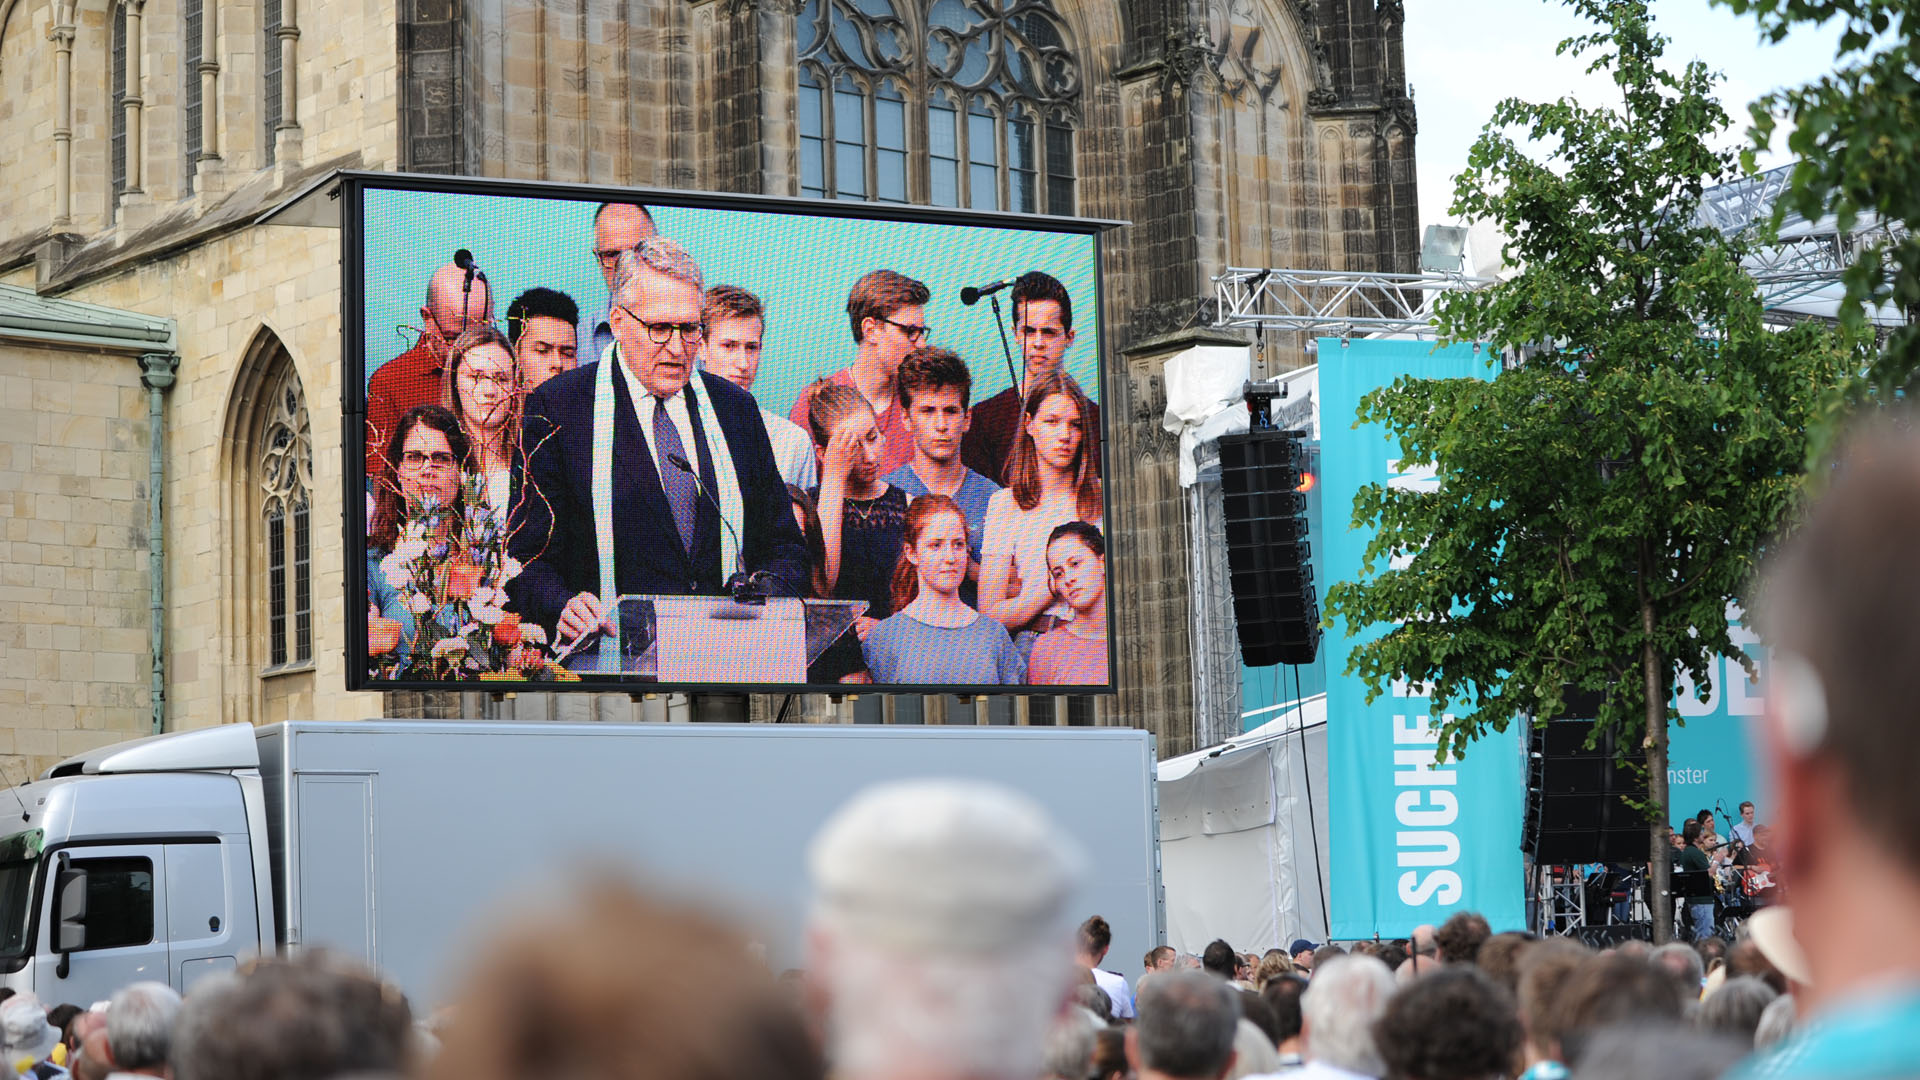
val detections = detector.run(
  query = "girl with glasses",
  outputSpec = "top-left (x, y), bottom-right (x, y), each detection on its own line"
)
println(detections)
top-left (367, 406), bottom-right (472, 672)
top-left (445, 326), bottom-right (523, 528)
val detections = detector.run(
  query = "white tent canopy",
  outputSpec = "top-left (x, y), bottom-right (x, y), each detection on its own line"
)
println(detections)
top-left (1157, 698), bottom-right (1331, 955)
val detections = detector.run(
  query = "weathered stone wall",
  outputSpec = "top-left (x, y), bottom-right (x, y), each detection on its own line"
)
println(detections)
top-left (0, 340), bottom-right (155, 777)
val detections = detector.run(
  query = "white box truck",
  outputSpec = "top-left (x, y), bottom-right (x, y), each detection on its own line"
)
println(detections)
top-left (0, 721), bottom-right (1163, 1009)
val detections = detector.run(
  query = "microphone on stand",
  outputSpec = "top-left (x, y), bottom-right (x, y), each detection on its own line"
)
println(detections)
top-left (667, 453), bottom-right (771, 605)
top-left (453, 248), bottom-right (488, 283)
top-left (453, 249), bottom-right (488, 335)
top-left (961, 275), bottom-right (1023, 390)
top-left (960, 278), bottom-right (1018, 306)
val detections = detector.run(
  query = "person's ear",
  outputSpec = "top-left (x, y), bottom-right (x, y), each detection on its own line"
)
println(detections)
top-left (420, 306), bottom-right (436, 334)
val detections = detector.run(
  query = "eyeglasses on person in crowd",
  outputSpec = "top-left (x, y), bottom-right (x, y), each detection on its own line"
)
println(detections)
top-left (616, 305), bottom-right (706, 346)
top-left (399, 450), bottom-right (459, 472)
top-left (877, 316), bottom-right (930, 342)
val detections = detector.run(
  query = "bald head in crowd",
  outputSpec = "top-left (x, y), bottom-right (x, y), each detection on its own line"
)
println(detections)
top-left (805, 780), bottom-right (1085, 1080)
top-left (421, 262), bottom-right (493, 348)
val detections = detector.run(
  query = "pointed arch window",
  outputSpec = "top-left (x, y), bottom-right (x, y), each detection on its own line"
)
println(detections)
top-left (797, 0), bottom-right (1079, 214)
top-left (259, 366), bottom-right (312, 668)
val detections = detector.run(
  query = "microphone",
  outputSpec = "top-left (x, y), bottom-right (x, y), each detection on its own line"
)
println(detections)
top-left (960, 278), bottom-right (1017, 306)
top-left (453, 248), bottom-right (488, 282)
top-left (666, 452), bottom-right (771, 605)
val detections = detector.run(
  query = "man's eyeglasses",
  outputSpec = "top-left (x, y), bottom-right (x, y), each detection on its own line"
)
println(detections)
top-left (877, 316), bottom-right (930, 343)
top-left (399, 450), bottom-right (458, 472)
top-left (593, 248), bottom-right (627, 270)
top-left (616, 305), bottom-right (705, 346)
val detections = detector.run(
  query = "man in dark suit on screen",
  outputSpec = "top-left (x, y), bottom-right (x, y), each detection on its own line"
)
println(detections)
top-left (507, 237), bottom-right (810, 645)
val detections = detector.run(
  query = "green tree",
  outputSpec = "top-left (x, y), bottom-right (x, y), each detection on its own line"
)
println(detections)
top-left (1320, 0), bottom-right (1861, 942)
top-left (1715, 0), bottom-right (1919, 407)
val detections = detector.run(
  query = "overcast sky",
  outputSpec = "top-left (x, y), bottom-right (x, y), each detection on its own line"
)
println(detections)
top-left (1403, 0), bottom-right (1848, 231)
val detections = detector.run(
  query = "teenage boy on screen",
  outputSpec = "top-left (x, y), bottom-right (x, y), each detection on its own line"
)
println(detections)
top-left (960, 271), bottom-right (1101, 485)
top-left (883, 346), bottom-right (1002, 607)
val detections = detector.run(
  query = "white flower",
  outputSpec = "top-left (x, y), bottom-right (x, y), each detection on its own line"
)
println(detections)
top-left (394, 538), bottom-right (429, 561)
top-left (431, 638), bottom-right (468, 658)
top-left (521, 623), bottom-right (548, 646)
top-left (406, 592), bottom-right (432, 614)
top-left (381, 553), bottom-right (410, 589)
top-left (502, 557), bottom-right (523, 579)
top-left (471, 603), bottom-right (505, 626)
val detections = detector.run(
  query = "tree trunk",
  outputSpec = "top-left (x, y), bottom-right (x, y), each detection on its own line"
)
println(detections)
top-left (1642, 603), bottom-right (1672, 944)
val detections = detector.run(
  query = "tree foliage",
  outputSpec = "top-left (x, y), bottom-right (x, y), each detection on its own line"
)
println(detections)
top-left (1319, 0), bottom-right (1862, 940)
top-left (1715, 0), bottom-right (1920, 403)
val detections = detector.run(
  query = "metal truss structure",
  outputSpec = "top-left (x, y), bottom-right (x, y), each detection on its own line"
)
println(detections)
top-left (1690, 163), bottom-right (1909, 324)
top-left (1211, 267), bottom-right (1495, 339)
top-left (1211, 163), bottom-right (1908, 337)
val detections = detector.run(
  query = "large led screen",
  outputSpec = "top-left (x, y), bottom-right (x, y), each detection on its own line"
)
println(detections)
top-left (346, 178), bottom-right (1113, 693)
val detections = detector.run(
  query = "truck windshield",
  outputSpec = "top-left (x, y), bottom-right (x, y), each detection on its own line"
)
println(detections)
top-left (0, 829), bottom-right (43, 960)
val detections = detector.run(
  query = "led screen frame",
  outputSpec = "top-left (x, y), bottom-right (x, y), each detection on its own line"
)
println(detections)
top-left (342, 172), bottom-right (1121, 696)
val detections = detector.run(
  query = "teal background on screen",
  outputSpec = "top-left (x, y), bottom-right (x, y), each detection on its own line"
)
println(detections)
top-left (361, 188), bottom-right (1102, 420)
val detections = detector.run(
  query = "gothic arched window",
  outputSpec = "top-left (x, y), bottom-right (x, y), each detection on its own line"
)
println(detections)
top-left (259, 365), bottom-right (312, 668)
top-left (797, 0), bottom-right (1079, 214)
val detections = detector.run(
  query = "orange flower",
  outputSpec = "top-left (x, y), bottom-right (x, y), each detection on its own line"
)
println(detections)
top-left (368, 617), bottom-right (402, 656)
top-left (445, 560), bottom-right (482, 600)
top-left (492, 612), bottom-right (522, 647)
top-left (509, 644), bottom-right (543, 669)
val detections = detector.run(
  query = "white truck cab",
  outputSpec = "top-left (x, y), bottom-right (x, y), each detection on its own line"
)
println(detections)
top-left (0, 725), bottom-right (271, 1006)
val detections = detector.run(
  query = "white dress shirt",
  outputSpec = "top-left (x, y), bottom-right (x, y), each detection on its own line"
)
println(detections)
top-left (614, 354), bottom-right (697, 481)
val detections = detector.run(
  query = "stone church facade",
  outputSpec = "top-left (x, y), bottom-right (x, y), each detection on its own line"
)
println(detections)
top-left (0, 0), bottom-right (1415, 776)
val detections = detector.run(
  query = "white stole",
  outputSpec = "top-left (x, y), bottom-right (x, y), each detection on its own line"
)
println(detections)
top-left (590, 345), bottom-right (747, 666)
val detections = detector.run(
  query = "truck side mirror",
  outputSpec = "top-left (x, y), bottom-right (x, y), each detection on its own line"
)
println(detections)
top-left (53, 858), bottom-right (86, 977)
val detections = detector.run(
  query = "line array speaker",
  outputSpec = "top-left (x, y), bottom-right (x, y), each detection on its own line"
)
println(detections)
top-left (1218, 428), bottom-right (1319, 667)
top-left (1523, 707), bottom-right (1650, 864)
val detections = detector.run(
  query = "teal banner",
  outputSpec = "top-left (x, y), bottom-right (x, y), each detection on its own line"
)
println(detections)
top-left (1668, 608), bottom-right (1770, 833)
top-left (1318, 338), bottom-right (1527, 938)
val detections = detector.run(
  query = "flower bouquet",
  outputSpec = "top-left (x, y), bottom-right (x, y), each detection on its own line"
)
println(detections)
top-left (370, 473), bottom-right (580, 682)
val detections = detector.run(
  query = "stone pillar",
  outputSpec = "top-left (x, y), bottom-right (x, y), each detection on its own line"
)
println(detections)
top-left (197, 0), bottom-right (221, 169)
top-left (274, 0), bottom-right (302, 166)
top-left (50, 2), bottom-right (76, 224)
top-left (123, 0), bottom-right (144, 194)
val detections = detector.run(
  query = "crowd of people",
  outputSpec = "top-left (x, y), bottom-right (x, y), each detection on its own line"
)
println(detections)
top-left (362, 201), bottom-right (1108, 686)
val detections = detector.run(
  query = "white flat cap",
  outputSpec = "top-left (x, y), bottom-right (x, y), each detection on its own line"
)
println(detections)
top-left (808, 779), bottom-right (1086, 953)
